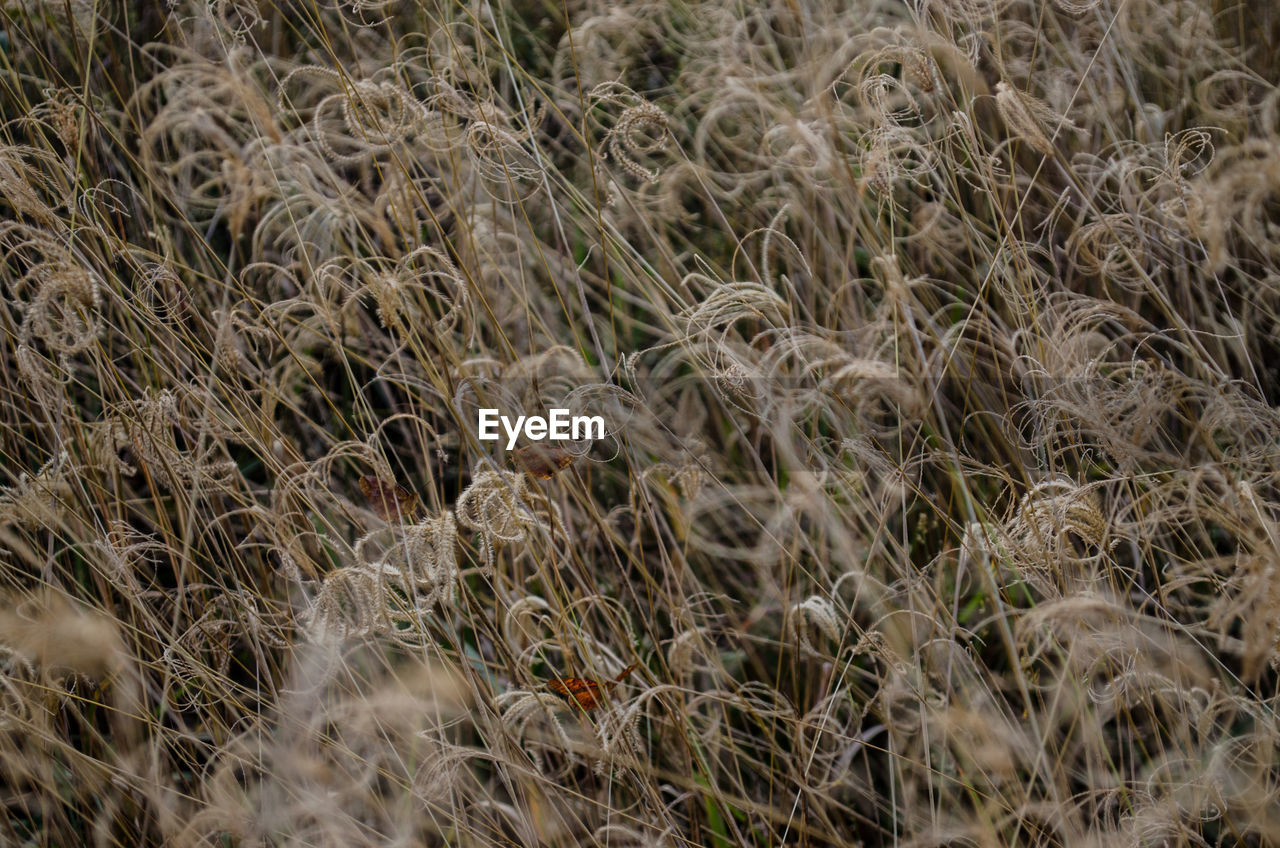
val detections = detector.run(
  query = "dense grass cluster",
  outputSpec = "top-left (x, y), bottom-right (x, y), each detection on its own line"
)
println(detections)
top-left (2, 0), bottom-right (1280, 844)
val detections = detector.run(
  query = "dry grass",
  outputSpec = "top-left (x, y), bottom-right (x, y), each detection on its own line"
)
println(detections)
top-left (1, 0), bottom-right (1279, 844)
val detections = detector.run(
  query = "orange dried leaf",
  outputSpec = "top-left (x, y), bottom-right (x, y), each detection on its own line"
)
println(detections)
top-left (545, 663), bottom-right (639, 711)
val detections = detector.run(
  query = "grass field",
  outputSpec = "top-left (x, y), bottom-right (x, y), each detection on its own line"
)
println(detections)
top-left (1, 0), bottom-right (1280, 844)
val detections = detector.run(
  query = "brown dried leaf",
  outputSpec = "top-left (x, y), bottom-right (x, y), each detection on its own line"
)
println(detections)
top-left (512, 444), bottom-right (575, 479)
top-left (358, 475), bottom-right (420, 522)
